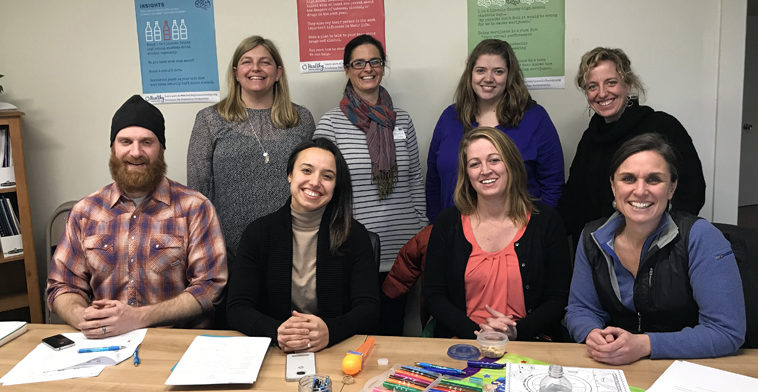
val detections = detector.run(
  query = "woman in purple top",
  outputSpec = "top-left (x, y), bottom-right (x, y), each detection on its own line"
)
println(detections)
top-left (426, 39), bottom-right (564, 223)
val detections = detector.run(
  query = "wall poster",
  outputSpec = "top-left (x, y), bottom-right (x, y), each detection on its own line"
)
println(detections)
top-left (297, 0), bottom-right (386, 74)
top-left (134, 0), bottom-right (220, 103)
top-left (468, 0), bottom-right (565, 89)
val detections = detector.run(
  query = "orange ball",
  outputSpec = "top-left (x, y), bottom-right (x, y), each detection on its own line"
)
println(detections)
top-left (342, 353), bottom-right (362, 375)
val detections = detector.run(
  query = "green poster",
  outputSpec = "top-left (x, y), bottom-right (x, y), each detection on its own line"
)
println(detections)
top-left (467, 0), bottom-right (565, 89)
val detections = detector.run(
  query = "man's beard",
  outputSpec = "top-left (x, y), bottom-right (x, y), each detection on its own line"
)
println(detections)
top-left (109, 149), bottom-right (167, 196)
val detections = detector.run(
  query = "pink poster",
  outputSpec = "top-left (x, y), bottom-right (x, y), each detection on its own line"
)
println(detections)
top-left (297, 0), bottom-right (385, 73)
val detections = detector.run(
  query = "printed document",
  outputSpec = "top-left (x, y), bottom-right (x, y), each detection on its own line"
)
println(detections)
top-left (647, 360), bottom-right (758, 392)
top-left (165, 335), bottom-right (271, 385)
top-left (0, 329), bottom-right (147, 386)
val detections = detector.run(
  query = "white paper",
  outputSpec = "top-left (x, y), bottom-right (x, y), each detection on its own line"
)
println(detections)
top-left (647, 360), bottom-right (758, 392)
top-left (0, 321), bottom-right (27, 346)
top-left (505, 363), bottom-right (630, 392)
top-left (0, 328), bottom-right (147, 386)
top-left (0, 321), bottom-right (26, 339)
top-left (165, 335), bottom-right (271, 385)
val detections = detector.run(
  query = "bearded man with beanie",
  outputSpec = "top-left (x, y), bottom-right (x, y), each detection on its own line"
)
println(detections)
top-left (47, 95), bottom-right (227, 338)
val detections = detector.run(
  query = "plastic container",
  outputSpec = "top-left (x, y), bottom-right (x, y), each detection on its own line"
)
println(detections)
top-left (298, 374), bottom-right (332, 392)
top-left (360, 364), bottom-right (442, 392)
top-left (476, 331), bottom-right (508, 358)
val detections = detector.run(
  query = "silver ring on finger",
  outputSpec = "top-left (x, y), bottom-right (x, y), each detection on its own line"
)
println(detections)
top-left (307, 342), bottom-right (311, 349)
top-left (102, 326), bottom-right (107, 335)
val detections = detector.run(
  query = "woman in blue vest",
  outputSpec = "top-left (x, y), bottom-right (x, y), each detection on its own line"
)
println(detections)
top-left (566, 133), bottom-right (745, 365)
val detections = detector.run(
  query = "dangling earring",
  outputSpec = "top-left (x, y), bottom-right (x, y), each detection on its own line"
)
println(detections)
top-left (625, 95), bottom-right (633, 108)
top-left (667, 200), bottom-right (673, 211)
top-left (612, 200), bottom-right (617, 210)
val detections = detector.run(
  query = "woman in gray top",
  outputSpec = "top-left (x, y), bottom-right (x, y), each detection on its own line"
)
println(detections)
top-left (188, 36), bottom-right (315, 258)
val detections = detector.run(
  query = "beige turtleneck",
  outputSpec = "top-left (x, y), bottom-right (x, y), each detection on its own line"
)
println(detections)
top-left (290, 205), bottom-right (326, 314)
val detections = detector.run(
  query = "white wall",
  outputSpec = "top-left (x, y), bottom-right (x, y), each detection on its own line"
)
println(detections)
top-left (0, 0), bottom-right (746, 295)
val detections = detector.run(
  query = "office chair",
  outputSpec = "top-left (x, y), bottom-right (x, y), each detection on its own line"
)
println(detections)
top-left (44, 201), bottom-right (77, 324)
top-left (713, 222), bottom-right (758, 349)
top-left (366, 230), bottom-right (380, 271)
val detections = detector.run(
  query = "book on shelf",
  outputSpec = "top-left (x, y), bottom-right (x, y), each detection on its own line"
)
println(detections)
top-left (0, 321), bottom-right (28, 347)
top-left (0, 195), bottom-right (22, 256)
top-left (2, 125), bottom-right (11, 168)
top-left (6, 197), bottom-right (20, 234)
top-left (0, 196), bottom-right (14, 236)
top-left (0, 126), bottom-right (14, 188)
top-left (0, 196), bottom-right (19, 235)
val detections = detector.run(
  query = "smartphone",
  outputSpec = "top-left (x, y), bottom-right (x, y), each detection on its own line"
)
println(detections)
top-left (285, 352), bottom-right (316, 381)
top-left (42, 334), bottom-right (75, 350)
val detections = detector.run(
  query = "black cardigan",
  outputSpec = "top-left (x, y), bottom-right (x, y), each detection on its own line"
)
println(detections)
top-left (226, 202), bottom-right (380, 347)
top-left (558, 102), bottom-right (706, 246)
top-left (423, 203), bottom-right (571, 340)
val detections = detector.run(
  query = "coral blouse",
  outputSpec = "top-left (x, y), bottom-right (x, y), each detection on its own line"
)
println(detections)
top-left (462, 214), bottom-right (528, 326)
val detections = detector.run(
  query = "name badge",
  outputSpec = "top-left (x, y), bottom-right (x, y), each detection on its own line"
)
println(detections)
top-left (393, 126), bottom-right (406, 140)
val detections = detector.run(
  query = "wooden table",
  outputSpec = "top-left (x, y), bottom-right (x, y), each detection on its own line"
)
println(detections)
top-left (1, 324), bottom-right (756, 391)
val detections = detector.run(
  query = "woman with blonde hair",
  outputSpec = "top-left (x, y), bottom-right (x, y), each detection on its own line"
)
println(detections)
top-left (424, 127), bottom-right (570, 341)
top-left (426, 39), bottom-right (564, 223)
top-left (558, 47), bottom-right (705, 247)
top-left (188, 35), bottom-right (315, 259)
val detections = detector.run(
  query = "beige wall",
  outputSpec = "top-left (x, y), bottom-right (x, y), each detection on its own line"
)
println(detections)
top-left (0, 0), bottom-right (746, 296)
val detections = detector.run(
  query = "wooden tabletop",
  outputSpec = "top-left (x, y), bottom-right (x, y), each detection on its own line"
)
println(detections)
top-left (0, 324), bottom-right (756, 391)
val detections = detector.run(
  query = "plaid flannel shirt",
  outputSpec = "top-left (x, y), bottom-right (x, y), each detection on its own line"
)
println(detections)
top-left (47, 178), bottom-right (227, 324)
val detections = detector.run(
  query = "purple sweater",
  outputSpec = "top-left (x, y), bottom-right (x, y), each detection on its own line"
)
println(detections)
top-left (425, 104), bottom-right (564, 223)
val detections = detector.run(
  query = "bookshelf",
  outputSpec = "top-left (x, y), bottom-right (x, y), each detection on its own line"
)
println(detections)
top-left (0, 110), bottom-right (41, 323)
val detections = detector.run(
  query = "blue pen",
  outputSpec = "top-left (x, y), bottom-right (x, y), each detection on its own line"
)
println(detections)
top-left (133, 346), bottom-right (141, 366)
top-left (78, 345), bottom-right (126, 353)
top-left (415, 362), bottom-right (465, 376)
top-left (467, 360), bottom-right (505, 369)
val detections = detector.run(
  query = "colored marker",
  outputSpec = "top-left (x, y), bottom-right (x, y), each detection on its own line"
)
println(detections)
top-left (389, 374), bottom-right (430, 388)
top-left (440, 378), bottom-right (484, 392)
top-left (78, 345), bottom-right (126, 353)
top-left (394, 369), bottom-right (435, 384)
top-left (383, 381), bottom-right (423, 392)
top-left (415, 362), bottom-right (465, 376)
top-left (133, 346), bottom-right (141, 366)
top-left (466, 360), bottom-right (505, 369)
top-left (402, 365), bottom-right (442, 378)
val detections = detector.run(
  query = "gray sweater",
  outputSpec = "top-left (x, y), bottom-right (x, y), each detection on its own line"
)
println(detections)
top-left (187, 104), bottom-right (315, 256)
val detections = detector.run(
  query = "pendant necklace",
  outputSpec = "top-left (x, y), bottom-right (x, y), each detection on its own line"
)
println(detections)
top-left (246, 114), bottom-right (269, 164)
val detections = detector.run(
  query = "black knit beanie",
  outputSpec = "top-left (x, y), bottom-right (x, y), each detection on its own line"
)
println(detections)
top-left (110, 95), bottom-right (166, 148)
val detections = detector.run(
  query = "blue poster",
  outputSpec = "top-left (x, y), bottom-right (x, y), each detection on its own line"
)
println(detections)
top-left (134, 0), bottom-right (219, 104)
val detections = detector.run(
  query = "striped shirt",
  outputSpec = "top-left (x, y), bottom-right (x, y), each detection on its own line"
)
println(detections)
top-left (46, 178), bottom-right (227, 325)
top-left (314, 107), bottom-right (427, 271)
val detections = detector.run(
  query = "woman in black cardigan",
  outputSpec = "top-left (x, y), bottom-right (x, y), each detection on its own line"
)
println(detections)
top-left (558, 47), bottom-right (705, 247)
top-left (227, 138), bottom-right (379, 352)
top-left (424, 127), bottom-right (571, 341)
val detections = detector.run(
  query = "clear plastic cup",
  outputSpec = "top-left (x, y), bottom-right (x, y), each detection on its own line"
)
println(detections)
top-left (298, 374), bottom-right (332, 392)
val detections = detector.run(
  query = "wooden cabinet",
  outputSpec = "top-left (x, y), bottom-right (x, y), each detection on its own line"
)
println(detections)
top-left (0, 110), bottom-right (41, 322)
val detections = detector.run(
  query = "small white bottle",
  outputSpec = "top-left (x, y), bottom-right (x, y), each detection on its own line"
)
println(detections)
top-left (179, 19), bottom-right (188, 39)
top-left (538, 365), bottom-right (572, 392)
top-left (171, 20), bottom-right (179, 40)
top-left (145, 22), bottom-right (152, 42)
top-left (153, 21), bottom-right (161, 41)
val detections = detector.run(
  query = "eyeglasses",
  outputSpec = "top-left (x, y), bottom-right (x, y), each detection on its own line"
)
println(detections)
top-left (346, 58), bottom-right (384, 70)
